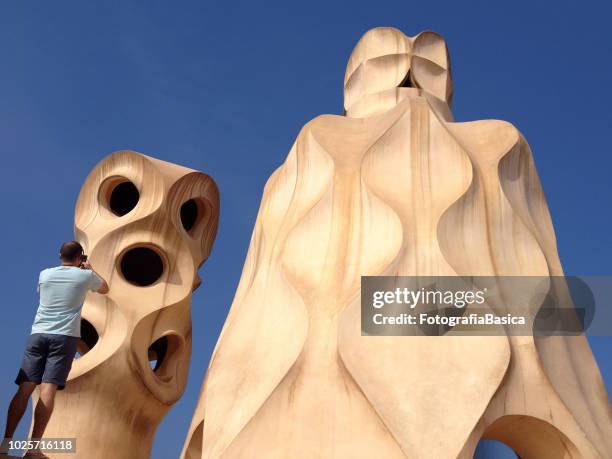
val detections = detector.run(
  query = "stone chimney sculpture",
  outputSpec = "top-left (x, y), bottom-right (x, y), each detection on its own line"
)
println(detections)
top-left (181, 28), bottom-right (612, 458)
top-left (34, 151), bottom-right (219, 459)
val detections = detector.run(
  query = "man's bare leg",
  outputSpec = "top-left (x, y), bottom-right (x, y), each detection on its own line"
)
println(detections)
top-left (31, 383), bottom-right (56, 439)
top-left (24, 383), bottom-right (57, 459)
top-left (1, 382), bottom-right (36, 454)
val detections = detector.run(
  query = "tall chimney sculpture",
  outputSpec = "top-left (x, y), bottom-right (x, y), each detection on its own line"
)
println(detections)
top-left (182, 28), bottom-right (612, 459)
top-left (35, 151), bottom-right (219, 459)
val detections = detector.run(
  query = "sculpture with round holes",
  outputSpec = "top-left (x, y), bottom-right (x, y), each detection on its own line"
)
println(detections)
top-left (30, 151), bottom-right (219, 459)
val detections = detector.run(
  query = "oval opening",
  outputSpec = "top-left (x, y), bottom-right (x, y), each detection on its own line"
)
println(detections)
top-left (120, 247), bottom-right (164, 286)
top-left (147, 334), bottom-right (182, 381)
top-left (478, 415), bottom-right (580, 459)
top-left (75, 319), bottom-right (99, 359)
top-left (180, 199), bottom-right (199, 233)
top-left (474, 439), bottom-right (518, 458)
top-left (109, 180), bottom-right (139, 216)
top-left (148, 336), bottom-right (168, 372)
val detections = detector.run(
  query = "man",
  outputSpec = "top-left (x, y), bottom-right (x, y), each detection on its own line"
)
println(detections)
top-left (1, 241), bottom-right (109, 458)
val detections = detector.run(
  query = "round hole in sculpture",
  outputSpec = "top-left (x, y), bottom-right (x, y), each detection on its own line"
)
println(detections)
top-left (148, 336), bottom-right (167, 372)
top-left (120, 246), bottom-right (164, 287)
top-left (75, 319), bottom-right (99, 359)
top-left (108, 180), bottom-right (139, 216)
top-left (180, 199), bottom-right (199, 233)
top-left (147, 334), bottom-right (182, 381)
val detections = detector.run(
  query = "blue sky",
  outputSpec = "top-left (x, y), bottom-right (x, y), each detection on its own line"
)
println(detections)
top-left (0, 1), bottom-right (610, 458)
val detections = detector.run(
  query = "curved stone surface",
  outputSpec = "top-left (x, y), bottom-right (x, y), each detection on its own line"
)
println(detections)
top-left (182, 27), bottom-right (612, 459)
top-left (35, 151), bottom-right (219, 459)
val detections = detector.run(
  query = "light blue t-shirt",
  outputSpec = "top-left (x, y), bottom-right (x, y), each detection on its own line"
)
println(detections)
top-left (31, 266), bottom-right (103, 338)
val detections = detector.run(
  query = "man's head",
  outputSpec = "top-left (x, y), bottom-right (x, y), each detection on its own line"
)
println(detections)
top-left (59, 240), bottom-right (84, 265)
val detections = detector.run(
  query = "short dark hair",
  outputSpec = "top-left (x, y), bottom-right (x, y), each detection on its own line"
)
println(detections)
top-left (60, 241), bottom-right (84, 261)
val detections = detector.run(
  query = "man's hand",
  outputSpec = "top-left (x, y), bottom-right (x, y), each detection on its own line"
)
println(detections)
top-left (80, 259), bottom-right (109, 294)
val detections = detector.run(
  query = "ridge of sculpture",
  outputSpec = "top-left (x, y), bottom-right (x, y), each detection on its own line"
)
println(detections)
top-left (181, 28), bottom-right (612, 459)
top-left (34, 151), bottom-right (219, 459)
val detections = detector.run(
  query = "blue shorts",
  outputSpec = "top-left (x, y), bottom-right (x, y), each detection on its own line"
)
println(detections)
top-left (15, 333), bottom-right (79, 390)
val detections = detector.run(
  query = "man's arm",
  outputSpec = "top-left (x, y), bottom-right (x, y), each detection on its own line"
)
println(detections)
top-left (81, 261), bottom-right (109, 294)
